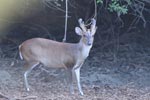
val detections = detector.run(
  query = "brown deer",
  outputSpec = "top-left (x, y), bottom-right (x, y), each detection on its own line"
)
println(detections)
top-left (19, 18), bottom-right (97, 95)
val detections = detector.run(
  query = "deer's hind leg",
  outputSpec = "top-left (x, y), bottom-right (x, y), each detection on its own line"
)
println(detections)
top-left (66, 68), bottom-right (75, 94)
top-left (23, 61), bottom-right (40, 91)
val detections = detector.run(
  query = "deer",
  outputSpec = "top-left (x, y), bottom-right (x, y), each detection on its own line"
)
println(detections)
top-left (19, 18), bottom-right (97, 95)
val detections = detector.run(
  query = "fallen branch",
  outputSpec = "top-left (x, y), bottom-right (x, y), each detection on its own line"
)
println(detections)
top-left (14, 95), bottom-right (37, 100)
top-left (0, 93), bottom-right (9, 100)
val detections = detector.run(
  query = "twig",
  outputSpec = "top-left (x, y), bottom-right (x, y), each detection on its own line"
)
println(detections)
top-left (0, 93), bottom-right (9, 100)
top-left (14, 95), bottom-right (37, 100)
top-left (29, 23), bottom-right (53, 39)
top-left (39, 65), bottom-right (50, 73)
top-left (43, 0), bottom-right (67, 13)
top-left (3, 45), bottom-right (18, 52)
top-left (129, 0), bottom-right (146, 27)
top-left (85, 0), bottom-right (97, 26)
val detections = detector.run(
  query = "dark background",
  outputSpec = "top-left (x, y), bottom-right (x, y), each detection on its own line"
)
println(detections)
top-left (0, 0), bottom-right (150, 60)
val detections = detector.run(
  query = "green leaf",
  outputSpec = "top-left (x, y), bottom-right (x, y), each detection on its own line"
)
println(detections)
top-left (96, 0), bottom-right (103, 4)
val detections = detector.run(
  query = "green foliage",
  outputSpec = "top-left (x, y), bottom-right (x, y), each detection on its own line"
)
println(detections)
top-left (96, 0), bottom-right (103, 4)
top-left (97, 0), bottom-right (131, 16)
top-left (125, 0), bottom-right (132, 5)
top-left (108, 0), bottom-right (130, 15)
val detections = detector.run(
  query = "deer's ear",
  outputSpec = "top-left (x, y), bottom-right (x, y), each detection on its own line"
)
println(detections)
top-left (75, 27), bottom-right (82, 36)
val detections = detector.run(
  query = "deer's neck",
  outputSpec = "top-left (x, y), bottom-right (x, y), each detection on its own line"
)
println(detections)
top-left (78, 39), bottom-right (92, 59)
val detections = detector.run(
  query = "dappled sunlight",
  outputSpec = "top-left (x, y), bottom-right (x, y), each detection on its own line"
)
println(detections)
top-left (0, 0), bottom-right (40, 34)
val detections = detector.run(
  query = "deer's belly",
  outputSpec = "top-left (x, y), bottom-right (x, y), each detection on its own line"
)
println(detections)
top-left (40, 58), bottom-right (65, 68)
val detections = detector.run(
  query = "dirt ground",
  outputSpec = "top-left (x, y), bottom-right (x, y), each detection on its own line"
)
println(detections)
top-left (0, 44), bottom-right (150, 100)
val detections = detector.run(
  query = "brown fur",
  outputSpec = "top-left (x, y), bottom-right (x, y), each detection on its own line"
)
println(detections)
top-left (20, 38), bottom-right (82, 69)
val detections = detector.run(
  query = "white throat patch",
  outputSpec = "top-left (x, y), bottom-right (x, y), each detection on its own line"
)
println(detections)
top-left (82, 44), bottom-right (92, 59)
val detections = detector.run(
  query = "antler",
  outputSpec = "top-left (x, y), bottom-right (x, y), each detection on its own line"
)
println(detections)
top-left (78, 18), bottom-right (87, 32)
top-left (90, 18), bottom-right (96, 30)
top-left (90, 18), bottom-right (97, 34)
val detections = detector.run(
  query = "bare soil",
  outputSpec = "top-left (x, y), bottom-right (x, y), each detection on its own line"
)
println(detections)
top-left (0, 44), bottom-right (150, 100)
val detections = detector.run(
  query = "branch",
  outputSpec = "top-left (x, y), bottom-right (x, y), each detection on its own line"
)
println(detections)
top-left (0, 93), bottom-right (9, 100)
top-left (62, 0), bottom-right (68, 42)
top-left (129, 0), bottom-right (147, 27)
top-left (85, 0), bottom-right (98, 26)
top-left (43, 0), bottom-right (67, 13)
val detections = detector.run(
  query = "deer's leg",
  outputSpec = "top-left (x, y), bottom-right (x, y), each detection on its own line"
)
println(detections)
top-left (67, 68), bottom-right (74, 94)
top-left (74, 67), bottom-right (83, 95)
top-left (24, 62), bottom-right (40, 91)
top-left (73, 62), bottom-right (84, 95)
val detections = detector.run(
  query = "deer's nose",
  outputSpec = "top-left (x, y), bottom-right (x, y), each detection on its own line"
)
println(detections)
top-left (87, 41), bottom-right (92, 46)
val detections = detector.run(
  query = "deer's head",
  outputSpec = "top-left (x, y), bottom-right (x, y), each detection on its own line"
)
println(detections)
top-left (75, 18), bottom-right (97, 46)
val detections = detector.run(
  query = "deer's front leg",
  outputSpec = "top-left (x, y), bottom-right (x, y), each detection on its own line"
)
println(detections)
top-left (73, 62), bottom-right (84, 95)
